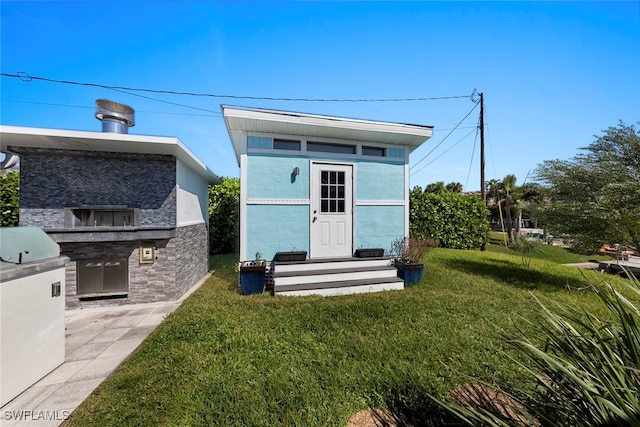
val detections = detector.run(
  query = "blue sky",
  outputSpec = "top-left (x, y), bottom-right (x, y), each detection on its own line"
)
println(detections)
top-left (1, 1), bottom-right (638, 191)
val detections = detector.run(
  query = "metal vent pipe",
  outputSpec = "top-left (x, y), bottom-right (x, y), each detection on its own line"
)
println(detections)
top-left (95, 99), bottom-right (135, 134)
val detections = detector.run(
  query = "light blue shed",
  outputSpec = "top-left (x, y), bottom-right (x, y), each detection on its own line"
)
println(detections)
top-left (222, 106), bottom-right (433, 262)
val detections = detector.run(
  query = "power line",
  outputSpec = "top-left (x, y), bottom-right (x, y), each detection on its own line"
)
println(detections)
top-left (2, 99), bottom-right (220, 118)
top-left (2, 71), bottom-right (472, 103)
top-left (106, 87), bottom-right (221, 114)
top-left (409, 102), bottom-right (479, 173)
top-left (464, 122), bottom-right (480, 190)
top-left (410, 127), bottom-right (477, 177)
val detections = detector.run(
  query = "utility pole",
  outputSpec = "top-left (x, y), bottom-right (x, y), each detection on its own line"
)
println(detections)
top-left (480, 92), bottom-right (485, 203)
top-left (479, 92), bottom-right (487, 251)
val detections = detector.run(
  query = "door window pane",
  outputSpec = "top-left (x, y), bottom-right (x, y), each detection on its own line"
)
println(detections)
top-left (319, 170), bottom-right (346, 214)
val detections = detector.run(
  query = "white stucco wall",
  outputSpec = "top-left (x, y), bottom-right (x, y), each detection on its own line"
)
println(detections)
top-left (176, 159), bottom-right (209, 227)
top-left (0, 265), bottom-right (66, 407)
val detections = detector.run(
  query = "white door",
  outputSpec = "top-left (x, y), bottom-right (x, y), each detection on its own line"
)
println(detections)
top-left (311, 163), bottom-right (353, 258)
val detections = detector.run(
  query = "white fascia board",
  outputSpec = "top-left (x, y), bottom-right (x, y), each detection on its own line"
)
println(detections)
top-left (221, 105), bottom-right (433, 160)
top-left (222, 105), bottom-right (433, 137)
top-left (0, 125), bottom-right (220, 184)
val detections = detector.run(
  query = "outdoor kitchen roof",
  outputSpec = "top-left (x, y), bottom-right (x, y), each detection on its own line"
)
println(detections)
top-left (0, 125), bottom-right (220, 184)
top-left (222, 105), bottom-right (434, 164)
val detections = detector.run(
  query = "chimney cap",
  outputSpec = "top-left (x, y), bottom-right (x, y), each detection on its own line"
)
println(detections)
top-left (95, 99), bottom-right (135, 127)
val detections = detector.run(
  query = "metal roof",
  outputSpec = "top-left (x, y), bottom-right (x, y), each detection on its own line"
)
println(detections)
top-left (222, 105), bottom-right (433, 164)
top-left (0, 125), bottom-right (220, 184)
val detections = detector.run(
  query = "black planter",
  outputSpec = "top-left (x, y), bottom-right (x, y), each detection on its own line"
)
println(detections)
top-left (395, 259), bottom-right (424, 286)
top-left (274, 251), bottom-right (307, 262)
top-left (355, 248), bottom-right (385, 258)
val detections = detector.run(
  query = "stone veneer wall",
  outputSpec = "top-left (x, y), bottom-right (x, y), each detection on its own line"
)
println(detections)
top-left (62, 239), bottom-right (176, 309)
top-left (12, 146), bottom-right (210, 308)
top-left (174, 223), bottom-right (209, 299)
top-left (13, 147), bottom-right (177, 229)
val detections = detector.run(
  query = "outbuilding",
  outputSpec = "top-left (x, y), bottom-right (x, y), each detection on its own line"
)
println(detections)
top-left (223, 106), bottom-right (432, 295)
top-left (1, 100), bottom-right (220, 308)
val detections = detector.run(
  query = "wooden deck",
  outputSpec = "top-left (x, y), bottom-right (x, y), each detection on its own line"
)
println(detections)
top-left (600, 255), bottom-right (640, 278)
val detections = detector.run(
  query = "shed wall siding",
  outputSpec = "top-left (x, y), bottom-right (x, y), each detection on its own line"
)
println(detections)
top-left (242, 142), bottom-right (409, 260)
top-left (246, 155), bottom-right (309, 200)
top-left (245, 204), bottom-right (310, 261)
top-left (355, 205), bottom-right (405, 252)
top-left (355, 162), bottom-right (404, 201)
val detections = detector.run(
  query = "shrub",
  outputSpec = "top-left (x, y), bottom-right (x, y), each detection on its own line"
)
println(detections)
top-left (390, 236), bottom-right (436, 263)
top-left (509, 234), bottom-right (542, 267)
top-left (410, 189), bottom-right (489, 249)
top-left (0, 170), bottom-right (19, 226)
top-left (208, 177), bottom-right (240, 255)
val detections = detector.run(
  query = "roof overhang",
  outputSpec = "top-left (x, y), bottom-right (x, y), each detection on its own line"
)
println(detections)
top-left (222, 105), bottom-right (433, 164)
top-left (0, 125), bottom-right (220, 184)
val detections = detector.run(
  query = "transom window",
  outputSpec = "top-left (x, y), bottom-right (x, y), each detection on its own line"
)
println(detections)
top-left (320, 170), bottom-right (345, 213)
top-left (308, 142), bottom-right (356, 155)
top-left (273, 139), bottom-right (301, 151)
top-left (362, 146), bottom-right (385, 157)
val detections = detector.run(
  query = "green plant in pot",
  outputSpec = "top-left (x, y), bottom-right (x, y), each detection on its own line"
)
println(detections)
top-left (391, 237), bottom-right (435, 285)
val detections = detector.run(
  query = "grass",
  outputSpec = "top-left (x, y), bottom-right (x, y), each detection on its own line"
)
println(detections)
top-left (486, 231), bottom-right (613, 264)
top-left (66, 248), bottom-right (628, 426)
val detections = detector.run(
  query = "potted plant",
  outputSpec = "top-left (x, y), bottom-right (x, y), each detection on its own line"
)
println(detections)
top-left (239, 252), bottom-right (266, 295)
top-left (391, 237), bottom-right (435, 285)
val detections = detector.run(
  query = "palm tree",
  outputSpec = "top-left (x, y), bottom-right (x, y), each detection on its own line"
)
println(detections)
top-left (502, 174), bottom-right (518, 241)
top-left (446, 182), bottom-right (463, 193)
top-left (424, 181), bottom-right (446, 194)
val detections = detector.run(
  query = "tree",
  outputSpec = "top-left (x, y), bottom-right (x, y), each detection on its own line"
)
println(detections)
top-left (208, 177), bottom-right (240, 255)
top-left (502, 174), bottom-right (518, 241)
top-left (423, 181), bottom-right (463, 194)
top-left (445, 181), bottom-right (463, 193)
top-left (534, 121), bottom-right (640, 253)
top-left (0, 171), bottom-right (19, 226)
top-left (485, 178), bottom-right (501, 201)
top-left (424, 181), bottom-right (446, 194)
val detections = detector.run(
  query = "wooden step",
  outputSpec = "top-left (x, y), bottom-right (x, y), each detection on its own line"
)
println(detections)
top-left (271, 257), bottom-right (403, 297)
top-left (274, 257), bottom-right (393, 274)
top-left (275, 277), bottom-right (404, 297)
top-left (274, 266), bottom-right (398, 286)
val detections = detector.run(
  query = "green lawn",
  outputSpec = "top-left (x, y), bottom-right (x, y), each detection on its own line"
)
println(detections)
top-left (486, 231), bottom-right (613, 264)
top-left (67, 247), bottom-right (624, 426)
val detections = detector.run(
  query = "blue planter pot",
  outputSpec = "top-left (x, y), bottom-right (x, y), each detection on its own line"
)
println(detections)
top-left (239, 262), bottom-right (266, 295)
top-left (395, 259), bottom-right (424, 286)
